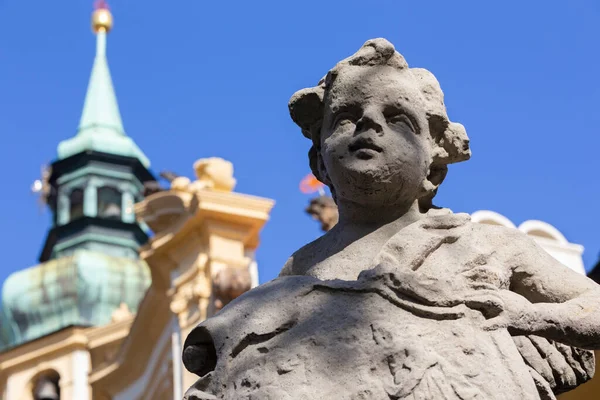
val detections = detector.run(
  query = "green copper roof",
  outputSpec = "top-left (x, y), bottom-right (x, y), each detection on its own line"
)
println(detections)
top-left (0, 249), bottom-right (150, 351)
top-left (57, 31), bottom-right (150, 168)
top-left (0, 303), bottom-right (17, 351)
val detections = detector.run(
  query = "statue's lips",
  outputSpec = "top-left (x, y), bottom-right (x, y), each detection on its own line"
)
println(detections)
top-left (348, 137), bottom-right (383, 159)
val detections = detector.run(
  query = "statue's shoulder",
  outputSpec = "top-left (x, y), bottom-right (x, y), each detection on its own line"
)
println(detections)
top-left (462, 215), bottom-right (534, 243)
top-left (419, 211), bottom-right (541, 260)
top-left (413, 210), bottom-right (533, 250)
top-left (279, 234), bottom-right (330, 277)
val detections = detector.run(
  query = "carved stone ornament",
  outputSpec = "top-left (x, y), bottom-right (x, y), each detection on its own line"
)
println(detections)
top-left (171, 275), bottom-right (212, 328)
top-left (212, 267), bottom-right (252, 311)
top-left (110, 302), bottom-right (132, 323)
top-left (182, 39), bottom-right (599, 400)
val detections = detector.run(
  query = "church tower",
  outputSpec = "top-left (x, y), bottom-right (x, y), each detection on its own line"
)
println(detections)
top-left (44, 2), bottom-right (152, 262)
top-left (0, 4), bottom-right (154, 399)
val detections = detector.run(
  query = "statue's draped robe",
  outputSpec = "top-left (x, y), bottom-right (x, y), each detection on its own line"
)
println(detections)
top-left (183, 213), bottom-right (593, 400)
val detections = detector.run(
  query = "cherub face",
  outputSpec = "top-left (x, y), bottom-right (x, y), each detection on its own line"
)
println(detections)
top-left (319, 66), bottom-right (431, 208)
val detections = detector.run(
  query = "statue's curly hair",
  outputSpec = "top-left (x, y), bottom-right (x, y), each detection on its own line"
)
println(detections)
top-left (288, 38), bottom-right (471, 210)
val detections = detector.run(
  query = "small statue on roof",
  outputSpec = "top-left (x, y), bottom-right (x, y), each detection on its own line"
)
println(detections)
top-left (31, 164), bottom-right (53, 209)
top-left (142, 170), bottom-right (182, 197)
top-left (301, 173), bottom-right (339, 231)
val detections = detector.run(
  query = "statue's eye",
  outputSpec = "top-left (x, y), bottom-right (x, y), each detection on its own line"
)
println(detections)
top-left (333, 113), bottom-right (356, 129)
top-left (387, 113), bottom-right (416, 133)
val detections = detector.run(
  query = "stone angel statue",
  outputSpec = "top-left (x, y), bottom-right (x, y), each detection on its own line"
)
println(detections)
top-left (182, 39), bottom-right (599, 400)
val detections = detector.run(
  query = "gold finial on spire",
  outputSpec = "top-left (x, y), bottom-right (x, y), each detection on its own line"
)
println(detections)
top-left (92, 0), bottom-right (113, 33)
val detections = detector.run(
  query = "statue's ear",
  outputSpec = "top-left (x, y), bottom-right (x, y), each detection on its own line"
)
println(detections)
top-left (428, 114), bottom-right (470, 165)
top-left (419, 116), bottom-right (469, 211)
top-left (289, 88), bottom-right (324, 138)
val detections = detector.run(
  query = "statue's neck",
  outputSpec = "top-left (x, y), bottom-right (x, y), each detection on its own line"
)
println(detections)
top-left (300, 201), bottom-right (426, 280)
top-left (332, 200), bottom-right (423, 242)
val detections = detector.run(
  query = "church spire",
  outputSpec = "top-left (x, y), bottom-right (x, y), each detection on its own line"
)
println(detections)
top-left (57, 1), bottom-right (150, 167)
top-left (78, 1), bottom-right (123, 135)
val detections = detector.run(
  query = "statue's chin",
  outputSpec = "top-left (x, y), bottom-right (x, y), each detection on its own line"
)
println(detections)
top-left (325, 160), bottom-right (425, 215)
top-left (335, 157), bottom-right (385, 176)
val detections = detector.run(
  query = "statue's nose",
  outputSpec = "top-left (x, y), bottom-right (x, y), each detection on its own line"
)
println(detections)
top-left (355, 112), bottom-right (383, 135)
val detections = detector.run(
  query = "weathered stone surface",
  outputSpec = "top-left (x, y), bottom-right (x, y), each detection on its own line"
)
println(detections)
top-left (183, 38), bottom-right (600, 399)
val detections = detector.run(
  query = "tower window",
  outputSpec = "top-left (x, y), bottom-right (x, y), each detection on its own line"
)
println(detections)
top-left (69, 189), bottom-right (84, 221)
top-left (32, 370), bottom-right (61, 400)
top-left (98, 187), bottom-right (122, 220)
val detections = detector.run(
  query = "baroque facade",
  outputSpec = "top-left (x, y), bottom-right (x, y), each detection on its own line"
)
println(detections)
top-left (90, 159), bottom-right (273, 399)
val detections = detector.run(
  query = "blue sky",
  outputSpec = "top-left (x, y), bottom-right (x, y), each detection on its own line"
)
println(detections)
top-left (0, 0), bottom-right (598, 286)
